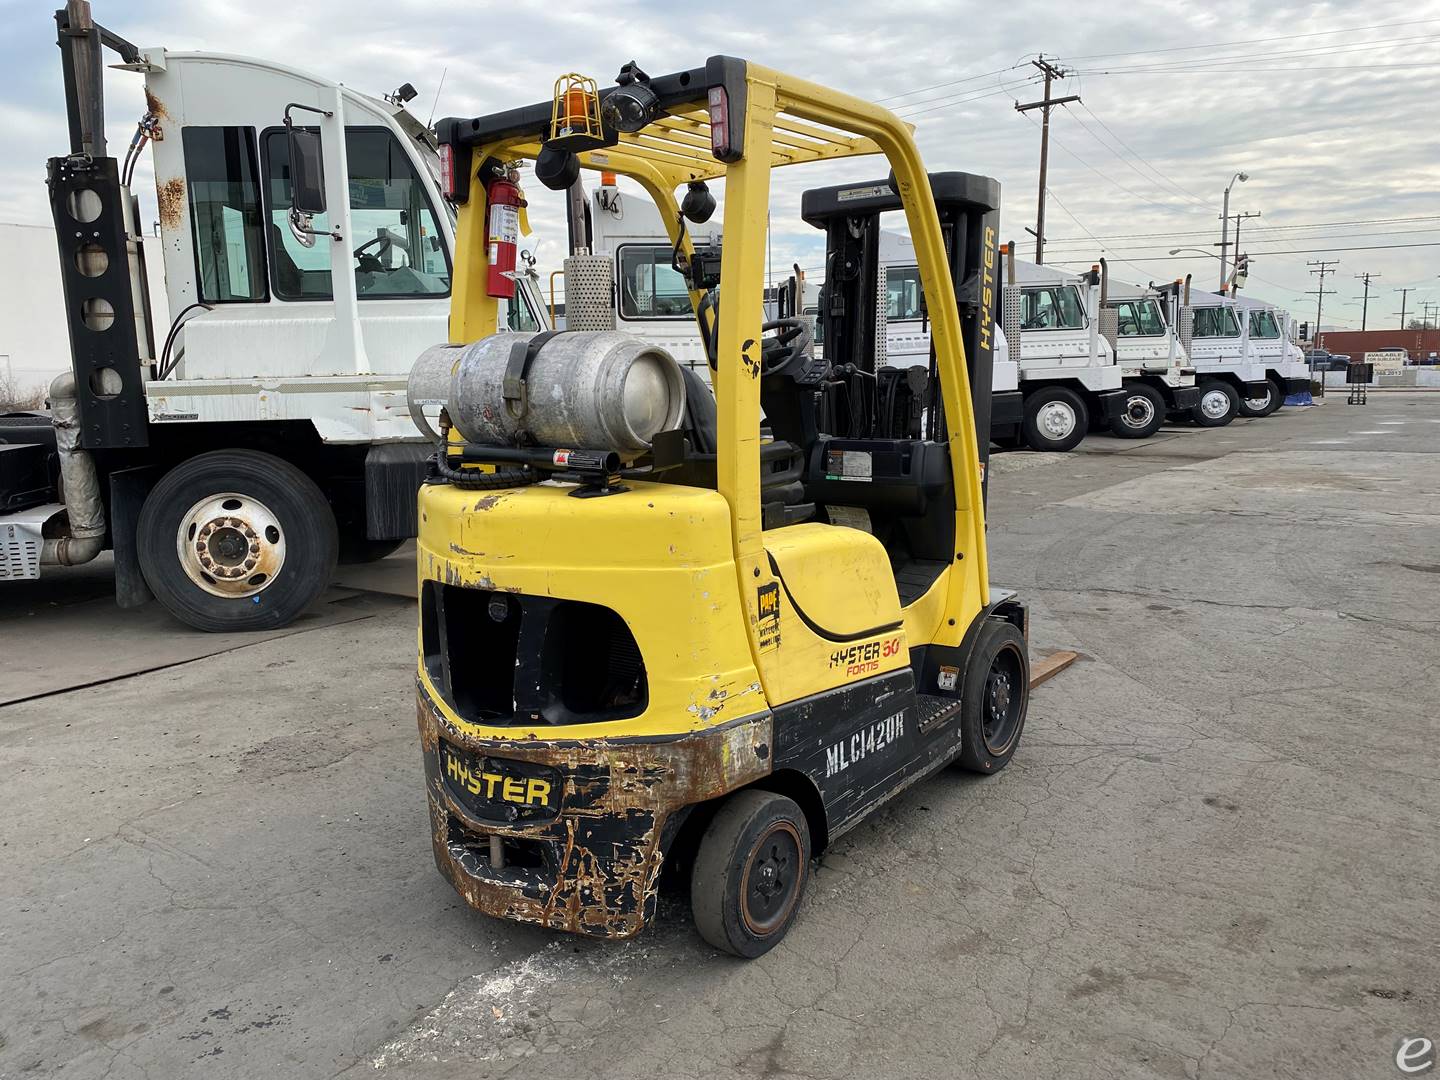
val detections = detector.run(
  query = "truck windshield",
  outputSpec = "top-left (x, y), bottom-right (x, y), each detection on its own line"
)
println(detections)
top-left (1192, 306), bottom-right (1240, 338)
top-left (887, 266), bottom-right (924, 321)
top-left (1248, 311), bottom-right (1281, 339)
top-left (617, 245), bottom-right (692, 319)
top-left (1113, 299), bottom-right (1165, 337)
top-left (1021, 286), bottom-right (1085, 330)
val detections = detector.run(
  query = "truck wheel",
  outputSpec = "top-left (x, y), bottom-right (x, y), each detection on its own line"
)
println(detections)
top-left (956, 619), bottom-right (1029, 774)
top-left (1108, 383), bottom-right (1166, 439)
top-left (691, 789), bottom-right (810, 958)
top-left (137, 450), bottom-right (338, 633)
top-left (339, 536), bottom-right (406, 564)
top-left (1237, 380), bottom-right (1277, 417)
top-left (1262, 377), bottom-right (1287, 415)
top-left (1022, 387), bottom-right (1088, 452)
top-left (1190, 380), bottom-right (1239, 427)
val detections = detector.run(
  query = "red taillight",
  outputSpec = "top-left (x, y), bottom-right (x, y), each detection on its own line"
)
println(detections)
top-left (707, 86), bottom-right (728, 158)
top-left (438, 142), bottom-right (455, 199)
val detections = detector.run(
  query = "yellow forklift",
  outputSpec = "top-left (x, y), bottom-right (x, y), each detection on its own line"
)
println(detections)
top-left (410, 58), bottom-right (1030, 956)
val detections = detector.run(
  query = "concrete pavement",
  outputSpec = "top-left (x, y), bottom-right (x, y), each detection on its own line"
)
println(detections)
top-left (2, 397), bottom-right (1436, 1079)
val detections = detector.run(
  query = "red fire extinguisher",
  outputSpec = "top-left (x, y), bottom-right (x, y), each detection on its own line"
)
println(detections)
top-left (485, 168), bottom-right (524, 299)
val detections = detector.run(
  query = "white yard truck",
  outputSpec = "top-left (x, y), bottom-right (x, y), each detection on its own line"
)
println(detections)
top-left (1100, 277), bottom-right (1200, 430)
top-left (991, 254), bottom-right (1198, 450)
top-left (1232, 295), bottom-right (1313, 413)
top-left (0, 2), bottom-right (547, 631)
top-left (1163, 284), bottom-right (1273, 427)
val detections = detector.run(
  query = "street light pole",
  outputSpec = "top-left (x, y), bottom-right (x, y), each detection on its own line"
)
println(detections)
top-left (1218, 172), bottom-right (1248, 292)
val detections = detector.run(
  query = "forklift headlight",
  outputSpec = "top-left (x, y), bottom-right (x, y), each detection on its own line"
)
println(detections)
top-left (602, 82), bottom-right (660, 133)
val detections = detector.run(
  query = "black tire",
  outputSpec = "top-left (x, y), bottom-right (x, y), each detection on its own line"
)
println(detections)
top-left (956, 619), bottom-right (1030, 774)
top-left (1262, 377), bottom-right (1287, 415)
top-left (691, 789), bottom-right (810, 958)
top-left (338, 536), bottom-right (406, 564)
top-left (1237, 378), bottom-right (1279, 418)
top-left (1108, 383), bottom-right (1166, 439)
top-left (137, 450), bottom-right (339, 633)
top-left (1021, 387), bottom-right (1088, 452)
top-left (1190, 379), bottom-right (1239, 428)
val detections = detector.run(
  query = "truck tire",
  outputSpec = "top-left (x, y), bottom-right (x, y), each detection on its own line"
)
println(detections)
top-left (1190, 380), bottom-right (1239, 427)
top-left (691, 789), bottom-right (810, 958)
top-left (1022, 387), bottom-right (1088, 452)
top-left (1263, 377), bottom-right (1287, 415)
top-left (339, 536), bottom-right (406, 564)
top-left (1109, 383), bottom-right (1166, 439)
top-left (1237, 379), bottom-right (1279, 418)
top-left (956, 618), bottom-right (1029, 774)
top-left (137, 450), bottom-right (338, 633)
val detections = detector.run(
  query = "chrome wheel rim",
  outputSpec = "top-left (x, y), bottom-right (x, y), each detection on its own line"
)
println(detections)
top-left (1036, 401), bottom-right (1078, 440)
top-left (176, 492), bottom-right (286, 599)
top-left (1121, 394), bottom-right (1156, 429)
top-left (1200, 389), bottom-right (1231, 419)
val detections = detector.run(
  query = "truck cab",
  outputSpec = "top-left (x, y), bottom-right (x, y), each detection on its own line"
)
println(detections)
top-left (1, 4), bottom-right (550, 632)
top-left (1232, 296), bottom-right (1313, 410)
top-left (1175, 288), bottom-right (1272, 426)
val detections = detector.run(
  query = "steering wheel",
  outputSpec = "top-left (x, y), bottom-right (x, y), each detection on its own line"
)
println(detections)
top-left (354, 233), bottom-right (396, 273)
top-left (759, 317), bottom-right (814, 378)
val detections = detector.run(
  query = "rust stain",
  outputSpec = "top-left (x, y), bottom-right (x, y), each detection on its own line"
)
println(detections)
top-left (157, 176), bottom-right (185, 230)
top-left (417, 690), bottom-right (773, 939)
top-left (144, 88), bottom-right (170, 120)
top-left (472, 494), bottom-right (505, 511)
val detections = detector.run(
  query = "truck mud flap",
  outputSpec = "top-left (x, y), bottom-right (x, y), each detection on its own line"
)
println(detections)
top-left (1167, 386), bottom-right (1200, 411)
top-left (366, 443), bottom-right (431, 540)
top-left (990, 390), bottom-right (1023, 431)
top-left (1094, 388), bottom-right (1129, 422)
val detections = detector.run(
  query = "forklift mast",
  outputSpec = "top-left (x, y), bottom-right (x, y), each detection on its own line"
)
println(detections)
top-left (48, 1), bottom-right (151, 449)
top-left (801, 172), bottom-right (1001, 500)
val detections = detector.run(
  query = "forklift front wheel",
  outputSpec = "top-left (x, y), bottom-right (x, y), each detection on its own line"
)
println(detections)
top-left (691, 789), bottom-right (811, 958)
top-left (956, 619), bottom-right (1030, 774)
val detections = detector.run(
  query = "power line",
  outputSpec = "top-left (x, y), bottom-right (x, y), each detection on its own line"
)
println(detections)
top-left (1065, 30), bottom-right (1440, 71)
top-left (1044, 216), bottom-right (1440, 243)
top-left (1055, 16), bottom-right (1440, 61)
top-left (874, 64), bottom-right (1028, 103)
top-left (898, 78), bottom-right (1041, 119)
top-left (1071, 101), bottom-right (1212, 208)
top-left (1352, 271), bottom-right (1381, 331)
top-left (1308, 260), bottom-right (1340, 344)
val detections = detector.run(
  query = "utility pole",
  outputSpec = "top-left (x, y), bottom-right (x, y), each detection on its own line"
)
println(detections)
top-left (1352, 271), bottom-right (1381, 331)
top-left (1015, 57), bottom-right (1079, 265)
top-left (1395, 286), bottom-right (1415, 329)
top-left (1217, 209), bottom-right (1261, 293)
top-left (1307, 259), bottom-right (1339, 349)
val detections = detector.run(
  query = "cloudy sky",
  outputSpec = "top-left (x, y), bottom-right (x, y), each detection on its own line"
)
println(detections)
top-left (4, 0), bottom-right (1439, 329)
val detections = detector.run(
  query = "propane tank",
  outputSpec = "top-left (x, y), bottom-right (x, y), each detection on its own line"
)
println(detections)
top-left (409, 331), bottom-right (686, 454)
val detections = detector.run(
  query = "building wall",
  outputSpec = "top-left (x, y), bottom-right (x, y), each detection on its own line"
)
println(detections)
top-left (1319, 328), bottom-right (1440, 359)
top-left (0, 222), bottom-right (169, 400)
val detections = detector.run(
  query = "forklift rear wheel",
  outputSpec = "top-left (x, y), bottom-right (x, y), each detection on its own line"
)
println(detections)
top-left (1022, 388), bottom-right (1088, 452)
top-left (1190, 380), bottom-right (1239, 427)
top-left (1109, 384), bottom-right (1166, 439)
top-left (956, 619), bottom-right (1030, 774)
top-left (691, 789), bottom-right (810, 958)
top-left (137, 450), bottom-right (338, 633)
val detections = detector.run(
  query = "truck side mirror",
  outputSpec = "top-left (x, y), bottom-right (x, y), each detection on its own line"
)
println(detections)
top-left (287, 125), bottom-right (327, 215)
